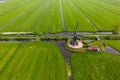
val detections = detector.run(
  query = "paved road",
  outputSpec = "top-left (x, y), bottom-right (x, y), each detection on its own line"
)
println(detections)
top-left (105, 46), bottom-right (120, 54)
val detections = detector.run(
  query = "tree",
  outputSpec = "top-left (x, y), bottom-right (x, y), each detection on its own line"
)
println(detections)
top-left (113, 24), bottom-right (120, 34)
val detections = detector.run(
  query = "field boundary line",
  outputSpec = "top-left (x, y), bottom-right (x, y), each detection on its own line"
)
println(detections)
top-left (7, 43), bottom-right (36, 80)
top-left (70, 0), bottom-right (99, 31)
top-left (46, 1), bottom-right (56, 34)
top-left (0, 44), bottom-right (21, 77)
top-left (29, 1), bottom-right (51, 32)
top-left (100, 0), bottom-right (120, 7)
top-left (60, 0), bottom-right (66, 31)
top-left (0, 46), bottom-right (12, 62)
top-left (26, 48), bottom-right (37, 79)
top-left (0, 8), bottom-right (32, 30)
top-left (7, 44), bottom-right (30, 80)
top-left (88, 1), bottom-right (120, 16)
top-left (0, 0), bottom-right (31, 17)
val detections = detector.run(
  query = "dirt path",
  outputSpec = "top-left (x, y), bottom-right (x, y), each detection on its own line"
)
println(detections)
top-left (45, 40), bottom-right (72, 80)
top-left (56, 41), bottom-right (72, 80)
top-left (51, 41), bottom-right (71, 64)
top-left (60, 0), bottom-right (66, 31)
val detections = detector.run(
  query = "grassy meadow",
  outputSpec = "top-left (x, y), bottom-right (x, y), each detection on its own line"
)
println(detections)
top-left (0, 42), bottom-right (68, 80)
top-left (0, 0), bottom-right (120, 80)
top-left (71, 52), bottom-right (120, 80)
top-left (0, 0), bottom-right (120, 33)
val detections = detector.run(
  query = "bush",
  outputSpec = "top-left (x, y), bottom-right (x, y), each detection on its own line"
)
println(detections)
top-left (113, 24), bottom-right (120, 34)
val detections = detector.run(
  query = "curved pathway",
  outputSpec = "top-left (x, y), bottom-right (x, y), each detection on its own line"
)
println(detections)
top-left (45, 40), bottom-right (72, 80)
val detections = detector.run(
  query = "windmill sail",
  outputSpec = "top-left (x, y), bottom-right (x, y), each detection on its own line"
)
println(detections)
top-left (71, 23), bottom-right (79, 46)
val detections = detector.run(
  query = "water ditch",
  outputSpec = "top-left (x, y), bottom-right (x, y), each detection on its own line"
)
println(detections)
top-left (45, 32), bottom-right (113, 36)
top-left (0, 31), bottom-right (115, 43)
top-left (60, 0), bottom-right (66, 31)
top-left (0, 0), bottom-right (9, 3)
top-left (70, 0), bottom-right (99, 31)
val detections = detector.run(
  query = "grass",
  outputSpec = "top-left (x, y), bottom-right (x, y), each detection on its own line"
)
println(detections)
top-left (87, 40), bottom-right (105, 50)
top-left (0, 0), bottom-right (120, 33)
top-left (105, 40), bottom-right (120, 52)
top-left (71, 52), bottom-right (120, 80)
top-left (72, 0), bottom-right (120, 32)
top-left (0, 42), bottom-right (68, 80)
top-left (62, 0), bottom-right (96, 32)
top-left (0, 0), bottom-right (62, 34)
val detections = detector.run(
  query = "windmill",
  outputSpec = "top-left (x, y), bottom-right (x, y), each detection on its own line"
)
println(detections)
top-left (70, 23), bottom-right (79, 46)
top-left (67, 23), bottom-right (83, 49)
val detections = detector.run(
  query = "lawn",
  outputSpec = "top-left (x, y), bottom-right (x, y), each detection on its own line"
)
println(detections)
top-left (71, 52), bottom-right (120, 80)
top-left (0, 42), bottom-right (68, 80)
top-left (105, 40), bottom-right (120, 52)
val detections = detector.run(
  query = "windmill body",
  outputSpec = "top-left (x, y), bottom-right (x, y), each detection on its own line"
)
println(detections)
top-left (67, 23), bottom-right (83, 49)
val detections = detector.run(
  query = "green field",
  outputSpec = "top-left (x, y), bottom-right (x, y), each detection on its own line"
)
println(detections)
top-left (0, 0), bottom-right (120, 33)
top-left (71, 52), bottom-right (120, 80)
top-left (105, 40), bottom-right (120, 52)
top-left (0, 0), bottom-right (120, 79)
top-left (71, 0), bottom-right (120, 31)
top-left (0, 42), bottom-right (68, 80)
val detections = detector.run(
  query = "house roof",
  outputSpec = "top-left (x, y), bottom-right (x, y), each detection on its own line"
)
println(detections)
top-left (88, 45), bottom-right (100, 51)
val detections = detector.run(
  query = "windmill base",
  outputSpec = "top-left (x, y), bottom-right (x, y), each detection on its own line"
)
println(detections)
top-left (67, 40), bottom-right (83, 49)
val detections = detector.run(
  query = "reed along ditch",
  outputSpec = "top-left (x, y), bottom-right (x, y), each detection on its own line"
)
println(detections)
top-left (0, 31), bottom-right (119, 42)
